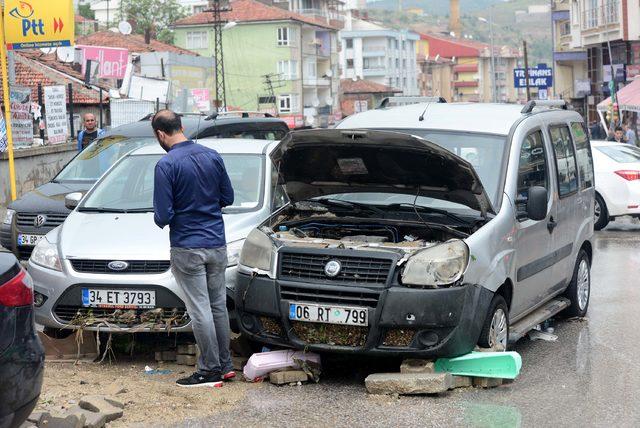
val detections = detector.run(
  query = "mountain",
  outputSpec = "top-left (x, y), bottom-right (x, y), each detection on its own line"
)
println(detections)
top-left (365, 0), bottom-right (503, 15)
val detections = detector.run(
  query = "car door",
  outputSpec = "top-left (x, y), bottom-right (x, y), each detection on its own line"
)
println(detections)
top-left (571, 121), bottom-right (595, 226)
top-left (512, 128), bottom-right (557, 316)
top-left (548, 123), bottom-right (581, 292)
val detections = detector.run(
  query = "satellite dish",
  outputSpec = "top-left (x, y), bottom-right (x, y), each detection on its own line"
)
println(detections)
top-left (325, 69), bottom-right (333, 78)
top-left (312, 98), bottom-right (320, 107)
top-left (109, 27), bottom-right (119, 33)
top-left (325, 96), bottom-right (333, 105)
top-left (56, 46), bottom-right (75, 63)
top-left (40, 47), bottom-right (55, 55)
top-left (118, 21), bottom-right (132, 35)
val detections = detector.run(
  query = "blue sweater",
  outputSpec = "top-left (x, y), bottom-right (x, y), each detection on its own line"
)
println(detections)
top-left (153, 141), bottom-right (234, 248)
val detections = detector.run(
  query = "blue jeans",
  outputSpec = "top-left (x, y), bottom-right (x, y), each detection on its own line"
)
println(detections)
top-left (170, 246), bottom-right (233, 375)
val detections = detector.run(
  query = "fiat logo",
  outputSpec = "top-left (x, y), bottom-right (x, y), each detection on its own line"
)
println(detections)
top-left (107, 261), bottom-right (129, 271)
top-left (324, 260), bottom-right (342, 277)
top-left (33, 214), bottom-right (47, 228)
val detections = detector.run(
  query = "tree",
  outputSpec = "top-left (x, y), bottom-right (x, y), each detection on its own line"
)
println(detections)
top-left (122, 0), bottom-right (186, 44)
top-left (78, 4), bottom-right (95, 20)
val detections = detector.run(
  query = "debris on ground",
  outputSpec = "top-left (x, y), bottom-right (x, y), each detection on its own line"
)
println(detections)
top-left (434, 351), bottom-right (522, 379)
top-left (528, 330), bottom-right (558, 342)
top-left (39, 331), bottom-right (98, 362)
top-left (269, 369), bottom-right (309, 385)
top-left (365, 372), bottom-right (453, 395)
top-left (243, 350), bottom-right (321, 381)
top-left (143, 365), bottom-right (172, 375)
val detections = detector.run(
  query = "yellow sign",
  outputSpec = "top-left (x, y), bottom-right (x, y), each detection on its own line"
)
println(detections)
top-left (3, 0), bottom-right (74, 50)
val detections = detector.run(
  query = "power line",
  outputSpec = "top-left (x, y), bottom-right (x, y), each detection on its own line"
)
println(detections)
top-left (262, 73), bottom-right (285, 115)
top-left (205, 0), bottom-right (232, 112)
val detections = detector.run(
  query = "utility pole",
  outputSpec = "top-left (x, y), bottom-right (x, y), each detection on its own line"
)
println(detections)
top-left (207, 0), bottom-right (231, 112)
top-left (489, 5), bottom-right (496, 103)
top-left (523, 40), bottom-right (530, 102)
top-left (262, 73), bottom-right (285, 116)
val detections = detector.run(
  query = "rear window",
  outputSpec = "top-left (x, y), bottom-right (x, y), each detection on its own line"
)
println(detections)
top-left (595, 145), bottom-right (640, 163)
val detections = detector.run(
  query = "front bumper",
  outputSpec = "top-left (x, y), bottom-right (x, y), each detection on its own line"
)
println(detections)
top-left (235, 273), bottom-right (493, 358)
top-left (28, 259), bottom-right (239, 333)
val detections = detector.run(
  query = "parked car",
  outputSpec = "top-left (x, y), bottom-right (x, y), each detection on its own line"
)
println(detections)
top-left (1, 115), bottom-right (289, 261)
top-left (591, 140), bottom-right (640, 230)
top-left (0, 247), bottom-right (44, 428)
top-left (28, 138), bottom-right (286, 335)
top-left (235, 100), bottom-right (595, 357)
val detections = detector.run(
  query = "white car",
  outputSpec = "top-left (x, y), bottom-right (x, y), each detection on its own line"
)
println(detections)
top-left (591, 140), bottom-right (640, 230)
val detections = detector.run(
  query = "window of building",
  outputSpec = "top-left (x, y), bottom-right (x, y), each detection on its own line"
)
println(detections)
top-left (186, 31), bottom-right (208, 49)
top-left (571, 122), bottom-right (594, 189)
top-left (402, 77), bottom-right (407, 87)
top-left (346, 59), bottom-right (354, 69)
top-left (395, 58), bottom-right (399, 67)
top-left (279, 94), bottom-right (292, 113)
top-left (395, 39), bottom-right (399, 49)
top-left (396, 77), bottom-right (400, 87)
top-left (277, 27), bottom-right (290, 46)
top-left (345, 38), bottom-right (353, 49)
top-left (277, 60), bottom-right (298, 80)
top-left (516, 130), bottom-right (548, 217)
top-left (549, 125), bottom-right (579, 196)
top-left (193, 5), bottom-right (207, 13)
top-left (258, 95), bottom-right (276, 104)
top-left (306, 60), bottom-right (317, 78)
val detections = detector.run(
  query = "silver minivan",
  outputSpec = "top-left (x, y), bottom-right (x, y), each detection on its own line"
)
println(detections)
top-left (234, 100), bottom-right (594, 356)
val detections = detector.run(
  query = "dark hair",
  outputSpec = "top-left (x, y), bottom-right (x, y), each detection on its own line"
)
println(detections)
top-left (151, 110), bottom-right (182, 135)
top-left (615, 126), bottom-right (623, 132)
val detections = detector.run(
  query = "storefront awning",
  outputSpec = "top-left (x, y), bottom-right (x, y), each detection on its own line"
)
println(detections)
top-left (597, 78), bottom-right (640, 112)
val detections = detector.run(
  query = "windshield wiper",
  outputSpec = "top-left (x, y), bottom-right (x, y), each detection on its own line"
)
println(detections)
top-left (77, 207), bottom-right (153, 213)
top-left (310, 198), bottom-right (386, 215)
top-left (386, 203), bottom-right (471, 225)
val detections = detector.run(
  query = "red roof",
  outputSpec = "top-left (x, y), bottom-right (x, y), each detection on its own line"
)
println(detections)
top-left (0, 54), bottom-right (107, 106)
top-left (173, 0), bottom-right (338, 30)
top-left (340, 79), bottom-right (401, 94)
top-left (77, 31), bottom-right (197, 55)
top-left (420, 33), bottom-right (488, 58)
top-left (75, 14), bottom-right (96, 23)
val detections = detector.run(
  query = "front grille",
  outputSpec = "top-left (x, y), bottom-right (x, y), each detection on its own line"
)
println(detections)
top-left (70, 260), bottom-right (170, 274)
top-left (16, 212), bottom-right (68, 228)
top-left (17, 246), bottom-right (34, 261)
top-left (279, 252), bottom-right (393, 285)
top-left (53, 305), bottom-right (189, 328)
top-left (280, 284), bottom-right (380, 308)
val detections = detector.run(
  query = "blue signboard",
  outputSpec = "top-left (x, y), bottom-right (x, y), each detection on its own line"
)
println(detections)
top-left (514, 65), bottom-right (553, 88)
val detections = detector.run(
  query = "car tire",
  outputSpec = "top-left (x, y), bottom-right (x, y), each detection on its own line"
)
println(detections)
top-left (477, 294), bottom-right (509, 350)
top-left (42, 327), bottom-right (73, 339)
top-left (594, 193), bottom-right (609, 231)
top-left (562, 249), bottom-right (591, 318)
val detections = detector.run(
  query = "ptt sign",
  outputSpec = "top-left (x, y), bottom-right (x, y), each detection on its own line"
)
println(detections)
top-left (4, 0), bottom-right (74, 50)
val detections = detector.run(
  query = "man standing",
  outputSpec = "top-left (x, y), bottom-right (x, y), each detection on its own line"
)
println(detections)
top-left (77, 113), bottom-right (104, 151)
top-left (152, 110), bottom-right (235, 388)
top-left (624, 123), bottom-right (637, 146)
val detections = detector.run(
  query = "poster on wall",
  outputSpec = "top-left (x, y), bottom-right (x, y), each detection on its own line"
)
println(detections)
top-left (10, 86), bottom-right (33, 148)
top-left (0, 115), bottom-right (7, 152)
top-left (44, 85), bottom-right (69, 144)
top-left (190, 88), bottom-right (211, 112)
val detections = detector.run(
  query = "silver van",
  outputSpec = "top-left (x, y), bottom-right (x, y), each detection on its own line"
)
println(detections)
top-left (234, 100), bottom-right (594, 356)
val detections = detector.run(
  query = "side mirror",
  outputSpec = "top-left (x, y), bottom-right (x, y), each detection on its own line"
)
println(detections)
top-left (526, 186), bottom-right (548, 221)
top-left (65, 192), bottom-right (83, 210)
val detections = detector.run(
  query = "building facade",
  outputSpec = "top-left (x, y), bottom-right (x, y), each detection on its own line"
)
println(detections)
top-left (339, 17), bottom-right (420, 95)
top-left (90, 0), bottom-right (211, 25)
top-left (173, 0), bottom-right (341, 127)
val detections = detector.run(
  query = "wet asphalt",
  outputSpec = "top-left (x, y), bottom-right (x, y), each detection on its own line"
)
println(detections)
top-left (185, 220), bottom-right (640, 428)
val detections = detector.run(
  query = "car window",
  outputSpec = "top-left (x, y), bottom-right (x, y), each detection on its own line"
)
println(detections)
top-left (222, 155), bottom-right (265, 209)
top-left (571, 122), bottom-right (594, 189)
top-left (54, 136), bottom-right (157, 182)
top-left (549, 125), bottom-right (579, 197)
top-left (516, 130), bottom-right (548, 216)
top-left (197, 125), bottom-right (288, 140)
top-left (595, 144), bottom-right (640, 163)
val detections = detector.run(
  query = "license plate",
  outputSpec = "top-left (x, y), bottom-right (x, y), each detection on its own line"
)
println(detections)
top-left (81, 288), bottom-right (156, 309)
top-left (17, 234), bottom-right (44, 246)
top-left (289, 302), bottom-right (368, 326)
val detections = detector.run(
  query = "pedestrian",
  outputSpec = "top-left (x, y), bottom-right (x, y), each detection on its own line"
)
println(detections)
top-left (77, 113), bottom-right (104, 151)
top-left (152, 109), bottom-right (235, 388)
top-left (624, 123), bottom-right (637, 146)
top-left (588, 121), bottom-right (605, 140)
top-left (608, 126), bottom-right (627, 143)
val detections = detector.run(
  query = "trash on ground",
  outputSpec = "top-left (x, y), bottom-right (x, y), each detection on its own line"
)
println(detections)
top-left (243, 350), bottom-right (321, 381)
top-left (528, 330), bottom-right (558, 342)
top-left (144, 365), bottom-right (172, 375)
top-left (434, 351), bottom-right (522, 379)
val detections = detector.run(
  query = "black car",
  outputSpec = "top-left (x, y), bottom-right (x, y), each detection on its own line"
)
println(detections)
top-left (0, 115), bottom-right (290, 260)
top-left (0, 247), bottom-right (44, 428)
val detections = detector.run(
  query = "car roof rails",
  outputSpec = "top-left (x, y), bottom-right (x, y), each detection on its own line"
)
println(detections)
top-left (378, 96), bottom-right (447, 109)
top-left (215, 111), bottom-right (275, 118)
top-left (520, 100), bottom-right (569, 114)
top-left (138, 112), bottom-right (206, 121)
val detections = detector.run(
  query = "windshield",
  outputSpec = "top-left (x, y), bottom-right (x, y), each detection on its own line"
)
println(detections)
top-left (81, 153), bottom-right (264, 212)
top-left (595, 145), bottom-right (640, 163)
top-left (54, 136), bottom-right (157, 182)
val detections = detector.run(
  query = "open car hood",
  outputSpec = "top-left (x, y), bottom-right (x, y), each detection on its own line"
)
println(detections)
top-left (270, 129), bottom-right (495, 215)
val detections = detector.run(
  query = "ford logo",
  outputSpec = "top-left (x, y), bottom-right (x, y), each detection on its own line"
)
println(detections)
top-left (33, 214), bottom-right (47, 228)
top-left (324, 260), bottom-right (342, 277)
top-left (107, 261), bottom-right (129, 271)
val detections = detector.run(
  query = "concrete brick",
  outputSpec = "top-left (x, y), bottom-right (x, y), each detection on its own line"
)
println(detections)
top-left (40, 413), bottom-right (86, 428)
top-left (473, 377), bottom-right (504, 388)
top-left (453, 376), bottom-right (473, 388)
top-left (176, 354), bottom-right (197, 366)
top-left (27, 411), bottom-right (49, 425)
top-left (177, 344), bottom-right (198, 355)
top-left (400, 359), bottom-right (435, 374)
top-left (365, 372), bottom-right (453, 395)
top-left (79, 396), bottom-right (123, 422)
top-left (66, 405), bottom-right (107, 428)
top-left (269, 370), bottom-right (309, 385)
top-left (155, 350), bottom-right (177, 362)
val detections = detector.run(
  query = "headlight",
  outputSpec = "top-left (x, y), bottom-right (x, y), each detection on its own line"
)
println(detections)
top-left (239, 228), bottom-right (275, 272)
top-left (401, 240), bottom-right (469, 287)
top-left (30, 238), bottom-right (62, 271)
top-left (2, 209), bottom-right (15, 225)
top-left (226, 239), bottom-right (245, 267)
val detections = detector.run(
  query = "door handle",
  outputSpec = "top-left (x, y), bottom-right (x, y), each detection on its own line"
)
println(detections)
top-left (547, 216), bottom-right (557, 233)
top-left (576, 197), bottom-right (583, 204)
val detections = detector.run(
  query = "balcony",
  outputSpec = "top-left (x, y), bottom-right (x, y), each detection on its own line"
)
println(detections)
top-left (297, 8), bottom-right (345, 23)
top-left (582, 1), bottom-right (619, 30)
top-left (362, 49), bottom-right (387, 58)
top-left (303, 77), bottom-right (331, 87)
top-left (363, 68), bottom-right (386, 77)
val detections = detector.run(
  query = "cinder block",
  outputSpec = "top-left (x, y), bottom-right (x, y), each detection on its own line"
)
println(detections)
top-left (177, 344), bottom-right (198, 355)
top-left (79, 396), bottom-right (124, 422)
top-left (365, 372), bottom-right (453, 395)
top-left (40, 413), bottom-right (86, 428)
top-left (473, 377), bottom-right (504, 388)
top-left (269, 370), bottom-right (309, 385)
top-left (400, 359), bottom-right (435, 374)
top-left (155, 350), bottom-right (177, 361)
top-left (453, 376), bottom-right (473, 388)
top-left (176, 354), bottom-right (197, 366)
top-left (66, 405), bottom-right (107, 428)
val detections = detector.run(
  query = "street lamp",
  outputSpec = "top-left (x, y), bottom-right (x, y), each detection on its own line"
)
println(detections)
top-left (478, 9), bottom-right (497, 103)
